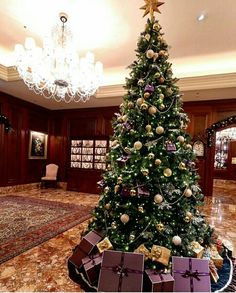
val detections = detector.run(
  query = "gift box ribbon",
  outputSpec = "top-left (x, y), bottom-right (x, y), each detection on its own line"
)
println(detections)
top-left (173, 258), bottom-right (210, 292)
top-left (149, 270), bottom-right (166, 292)
top-left (103, 252), bottom-right (143, 292)
top-left (83, 254), bottom-right (101, 266)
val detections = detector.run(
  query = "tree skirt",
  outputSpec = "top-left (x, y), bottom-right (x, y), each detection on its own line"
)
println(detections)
top-left (0, 195), bottom-right (92, 264)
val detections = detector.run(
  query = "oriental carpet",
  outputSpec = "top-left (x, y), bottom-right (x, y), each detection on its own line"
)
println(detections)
top-left (0, 195), bottom-right (92, 264)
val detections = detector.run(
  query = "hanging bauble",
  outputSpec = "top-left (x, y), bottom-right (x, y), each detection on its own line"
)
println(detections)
top-left (111, 221), bottom-right (117, 229)
top-left (159, 50), bottom-right (166, 56)
top-left (122, 115), bottom-right (128, 122)
top-left (140, 103), bottom-right (148, 111)
top-left (178, 162), bottom-right (186, 170)
top-left (114, 185), bottom-right (120, 193)
top-left (129, 233), bottom-right (135, 241)
top-left (104, 186), bottom-right (110, 193)
top-left (166, 88), bottom-right (173, 96)
top-left (134, 141), bottom-right (143, 150)
top-left (184, 216), bottom-right (191, 223)
top-left (144, 85), bottom-right (155, 93)
top-left (155, 72), bottom-right (161, 79)
top-left (148, 106), bottom-right (157, 115)
top-left (159, 104), bottom-right (165, 110)
top-left (153, 52), bottom-right (159, 61)
top-left (147, 131), bottom-right (154, 138)
top-left (117, 176), bottom-right (123, 184)
top-left (144, 92), bottom-right (150, 99)
top-left (172, 235), bottom-right (182, 246)
top-left (153, 22), bottom-right (160, 31)
top-left (146, 124), bottom-right (152, 132)
top-left (138, 206), bottom-right (144, 213)
top-left (142, 168), bottom-right (149, 176)
top-left (146, 49), bottom-right (154, 59)
top-left (148, 153), bottom-right (155, 159)
top-left (138, 79), bottom-right (145, 86)
top-left (137, 98), bottom-right (144, 106)
top-left (154, 194), bottom-right (163, 204)
top-left (156, 223), bottom-right (165, 232)
top-left (145, 34), bottom-right (151, 41)
top-left (163, 168), bottom-right (172, 177)
top-left (105, 203), bottom-right (111, 210)
top-left (156, 126), bottom-right (164, 134)
top-left (128, 101), bottom-right (134, 109)
top-left (186, 212), bottom-right (192, 218)
top-left (155, 159), bottom-right (162, 165)
top-left (177, 136), bottom-right (185, 143)
top-left (157, 36), bottom-right (163, 42)
top-left (186, 144), bottom-right (192, 150)
top-left (184, 188), bottom-right (192, 197)
top-left (120, 214), bottom-right (130, 224)
top-left (159, 93), bottom-right (165, 100)
top-left (159, 77), bottom-right (165, 84)
top-left (130, 189), bottom-right (136, 197)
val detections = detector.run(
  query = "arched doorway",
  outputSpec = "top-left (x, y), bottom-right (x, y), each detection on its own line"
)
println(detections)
top-left (206, 115), bottom-right (236, 195)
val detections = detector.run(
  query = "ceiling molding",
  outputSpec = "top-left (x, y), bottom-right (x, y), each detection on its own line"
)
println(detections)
top-left (0, 65), bottom-right (19, 81)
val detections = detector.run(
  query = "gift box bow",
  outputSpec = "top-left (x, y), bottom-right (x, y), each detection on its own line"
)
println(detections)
top-left (135, 244), bottom-right (170, 263)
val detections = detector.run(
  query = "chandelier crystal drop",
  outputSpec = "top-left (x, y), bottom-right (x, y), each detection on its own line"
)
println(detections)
top-left (14, 13), bottom-right (103, 103)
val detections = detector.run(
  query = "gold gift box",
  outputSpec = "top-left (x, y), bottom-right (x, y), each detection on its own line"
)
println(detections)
top-left (151, 245), bottom-right (171, 266)
top-left (190, 241), bottom-right (204, 258)
top-left (134, 244), bottom-right (150, 261)
top-left (96, 237), bottom-right (113, 253)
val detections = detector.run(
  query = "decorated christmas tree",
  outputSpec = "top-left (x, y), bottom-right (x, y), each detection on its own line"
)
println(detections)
top-left (88, 0), bottom-right (213, 270)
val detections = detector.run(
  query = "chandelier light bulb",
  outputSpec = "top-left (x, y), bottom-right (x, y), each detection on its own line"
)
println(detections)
top-left (14, 13), bottom-right (103, 103)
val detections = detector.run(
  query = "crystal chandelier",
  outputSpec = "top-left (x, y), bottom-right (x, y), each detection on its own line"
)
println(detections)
top-left (14, 13), bottom-right (103, 103)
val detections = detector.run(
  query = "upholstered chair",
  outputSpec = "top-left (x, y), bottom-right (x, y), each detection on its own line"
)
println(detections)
top-left (41, 163), bottom-right (59, 188)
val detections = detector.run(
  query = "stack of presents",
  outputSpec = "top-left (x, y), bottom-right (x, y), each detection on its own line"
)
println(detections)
top-left (68, 230), bottom-right (228, 292)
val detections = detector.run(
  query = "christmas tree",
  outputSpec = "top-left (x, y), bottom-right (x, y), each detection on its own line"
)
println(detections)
top-left (88, 0), bottom-right (213, 270)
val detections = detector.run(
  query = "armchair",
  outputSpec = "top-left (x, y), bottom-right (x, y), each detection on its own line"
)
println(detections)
top-left (41, 163), bottom-right (59, 188)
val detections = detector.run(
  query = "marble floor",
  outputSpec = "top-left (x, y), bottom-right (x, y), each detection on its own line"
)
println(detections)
top-left (0, 184), bottom-right (235, 292)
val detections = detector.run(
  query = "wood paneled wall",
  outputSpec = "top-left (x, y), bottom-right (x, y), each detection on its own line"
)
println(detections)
top-left (1, 90), bottom-right (236, 195)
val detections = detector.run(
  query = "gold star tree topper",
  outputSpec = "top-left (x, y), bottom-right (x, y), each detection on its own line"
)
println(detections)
top-left (140, 0), bottom-right (164, 20)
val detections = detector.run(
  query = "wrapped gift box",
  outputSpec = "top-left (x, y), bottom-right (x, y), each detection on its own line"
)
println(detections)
top-left (210, 247), bottom-right (223, 269)
top-left (151, 245), bottom-right (171, 266)
top-left (82, 253), bottom-right (102, 285)
top-left (209, 260), bottom-right (219, 283)
top-left (172, 256), bottom-right (211, 292)
top-left (144, 269), bottom-right (174, 292)
top-left (98, 250), bottom-right (144, 292)
top-left (190, 241), bottom-right (204, 258)
top-left (68, 230), bottom-right (102, 269)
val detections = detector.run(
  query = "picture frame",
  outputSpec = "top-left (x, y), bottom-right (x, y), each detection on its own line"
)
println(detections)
top-left (28, 130), bottom-right (48, 159)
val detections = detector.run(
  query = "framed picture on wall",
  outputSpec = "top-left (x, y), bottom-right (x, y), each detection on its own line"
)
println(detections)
top-left (29, 130), bottom-right (48, 159)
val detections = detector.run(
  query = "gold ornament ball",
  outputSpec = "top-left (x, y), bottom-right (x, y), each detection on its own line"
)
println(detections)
top-left (142, 168), bottom-right (149, 176)
top-left (138, 79), bottom-right (145, 86)
top-left (105, 203), bottom-right (111, 210)
top-left (156, 223), bottom-right (165, 232)
top-left (148, 153), bottom-right (155, 159)
top-left (159, 77), bottom-right (165, 84)
top-left (128, 101), bottom-right (134, 109)
top-left (172, 235), bottom-right (182, 246)
top-left (154, 194), bottom-right (163, 204)
top-left (138, 206), bottom-right (144, 213)
top-left (146, 49), bottom-right (154, 59)
top-left (186, 144), bottom-right (192, 150)
top-left (159, 93), bottom-right (165, 100)
top-left (186, 212), bottom-right (192, 218)
top-left (148, 106), bottom-right (157, 115)
top-left (153, 22), bottom-right (160, 31)
top-left (156, 126), bottom-right (164, 135)
top-left (155, 159), bottom-right (162, 165)
top-left (140, 103), bottom-right (148, 110)
top-left (177, 136), bottom-right (185, 143)
top-left (136, 98), bottom-right (144, 106)
top-left (184, 216), bottom-right (191, 223)
top-left (130, 189), bottom-right (136, 197)
top-left (144, 92), bottom-right (150, 99)
top-left (146, 124), bottom-right (152, 132)
top-left (120, 214), bottom-right (130, 224)
top-left (114, 185), bottom-right (120, 193)
top-left (104, 186), bottom-right (109, 193)
top-left (155, 72), bottom-right (161, 79)
top-left (164, 168), bottom-right (172, 177)
top-left (117, 176), bottom-right (123, 184)
top-left (111, 221), bottom-right (117, 229)
top-left (134, 141), bottom-right (143, 150)
top-left (184, 188), bottom-right (192, 197)
top-left (145, 34), bottom-right (150, 41)
top-left (159, 50), bottom-right (166, 56)
top-left (153, 52), bottom-right (159, 61)
top-left (159, 103), bottom-right (165, 110)
top-left (129, 234), bottom-right (135, 241)
top-left (179, 162), bottom-right (186, 170)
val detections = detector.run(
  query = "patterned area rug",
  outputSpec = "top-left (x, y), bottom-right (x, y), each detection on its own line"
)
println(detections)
top-left (0, 195), bottom-right (92, 264)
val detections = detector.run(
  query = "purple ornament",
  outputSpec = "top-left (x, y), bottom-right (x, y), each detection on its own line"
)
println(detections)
top-left (144, 84), bottom-right (155, 93)
top-left (123, 121), bottom-right (132, 131)
top-left (137, 186), bottom-right (150, 197)
top-left (121, 186), bottom-right (131, 197)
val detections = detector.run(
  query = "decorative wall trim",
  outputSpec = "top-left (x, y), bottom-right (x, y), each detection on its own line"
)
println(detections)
top-left (0, 65), bottom-right (19, 81)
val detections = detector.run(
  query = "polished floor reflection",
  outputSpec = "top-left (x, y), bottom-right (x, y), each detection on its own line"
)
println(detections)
top-left (0, 183), bottom-right (235, 292)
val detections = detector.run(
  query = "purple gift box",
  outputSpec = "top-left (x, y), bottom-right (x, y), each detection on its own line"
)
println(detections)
top-left (144, 84), bottom-right (155, 93)
top-left (172, 256), bottom-right (211, 292)
top-left (98, 250), bottom-right (144, 292)
top-left (82, 253), bottom-right (102, 285)
top-left (68, 231), bottom-right (102, 269)
top-left (144, 269), bottom-right (174, 292)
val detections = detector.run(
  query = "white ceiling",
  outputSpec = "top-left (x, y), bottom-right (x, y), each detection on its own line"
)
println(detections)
top-left (0, 0), bottom-right (236, 110)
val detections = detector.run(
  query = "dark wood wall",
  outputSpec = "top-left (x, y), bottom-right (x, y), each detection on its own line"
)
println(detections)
top-left (1, 90), bottom-right (236, 195)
